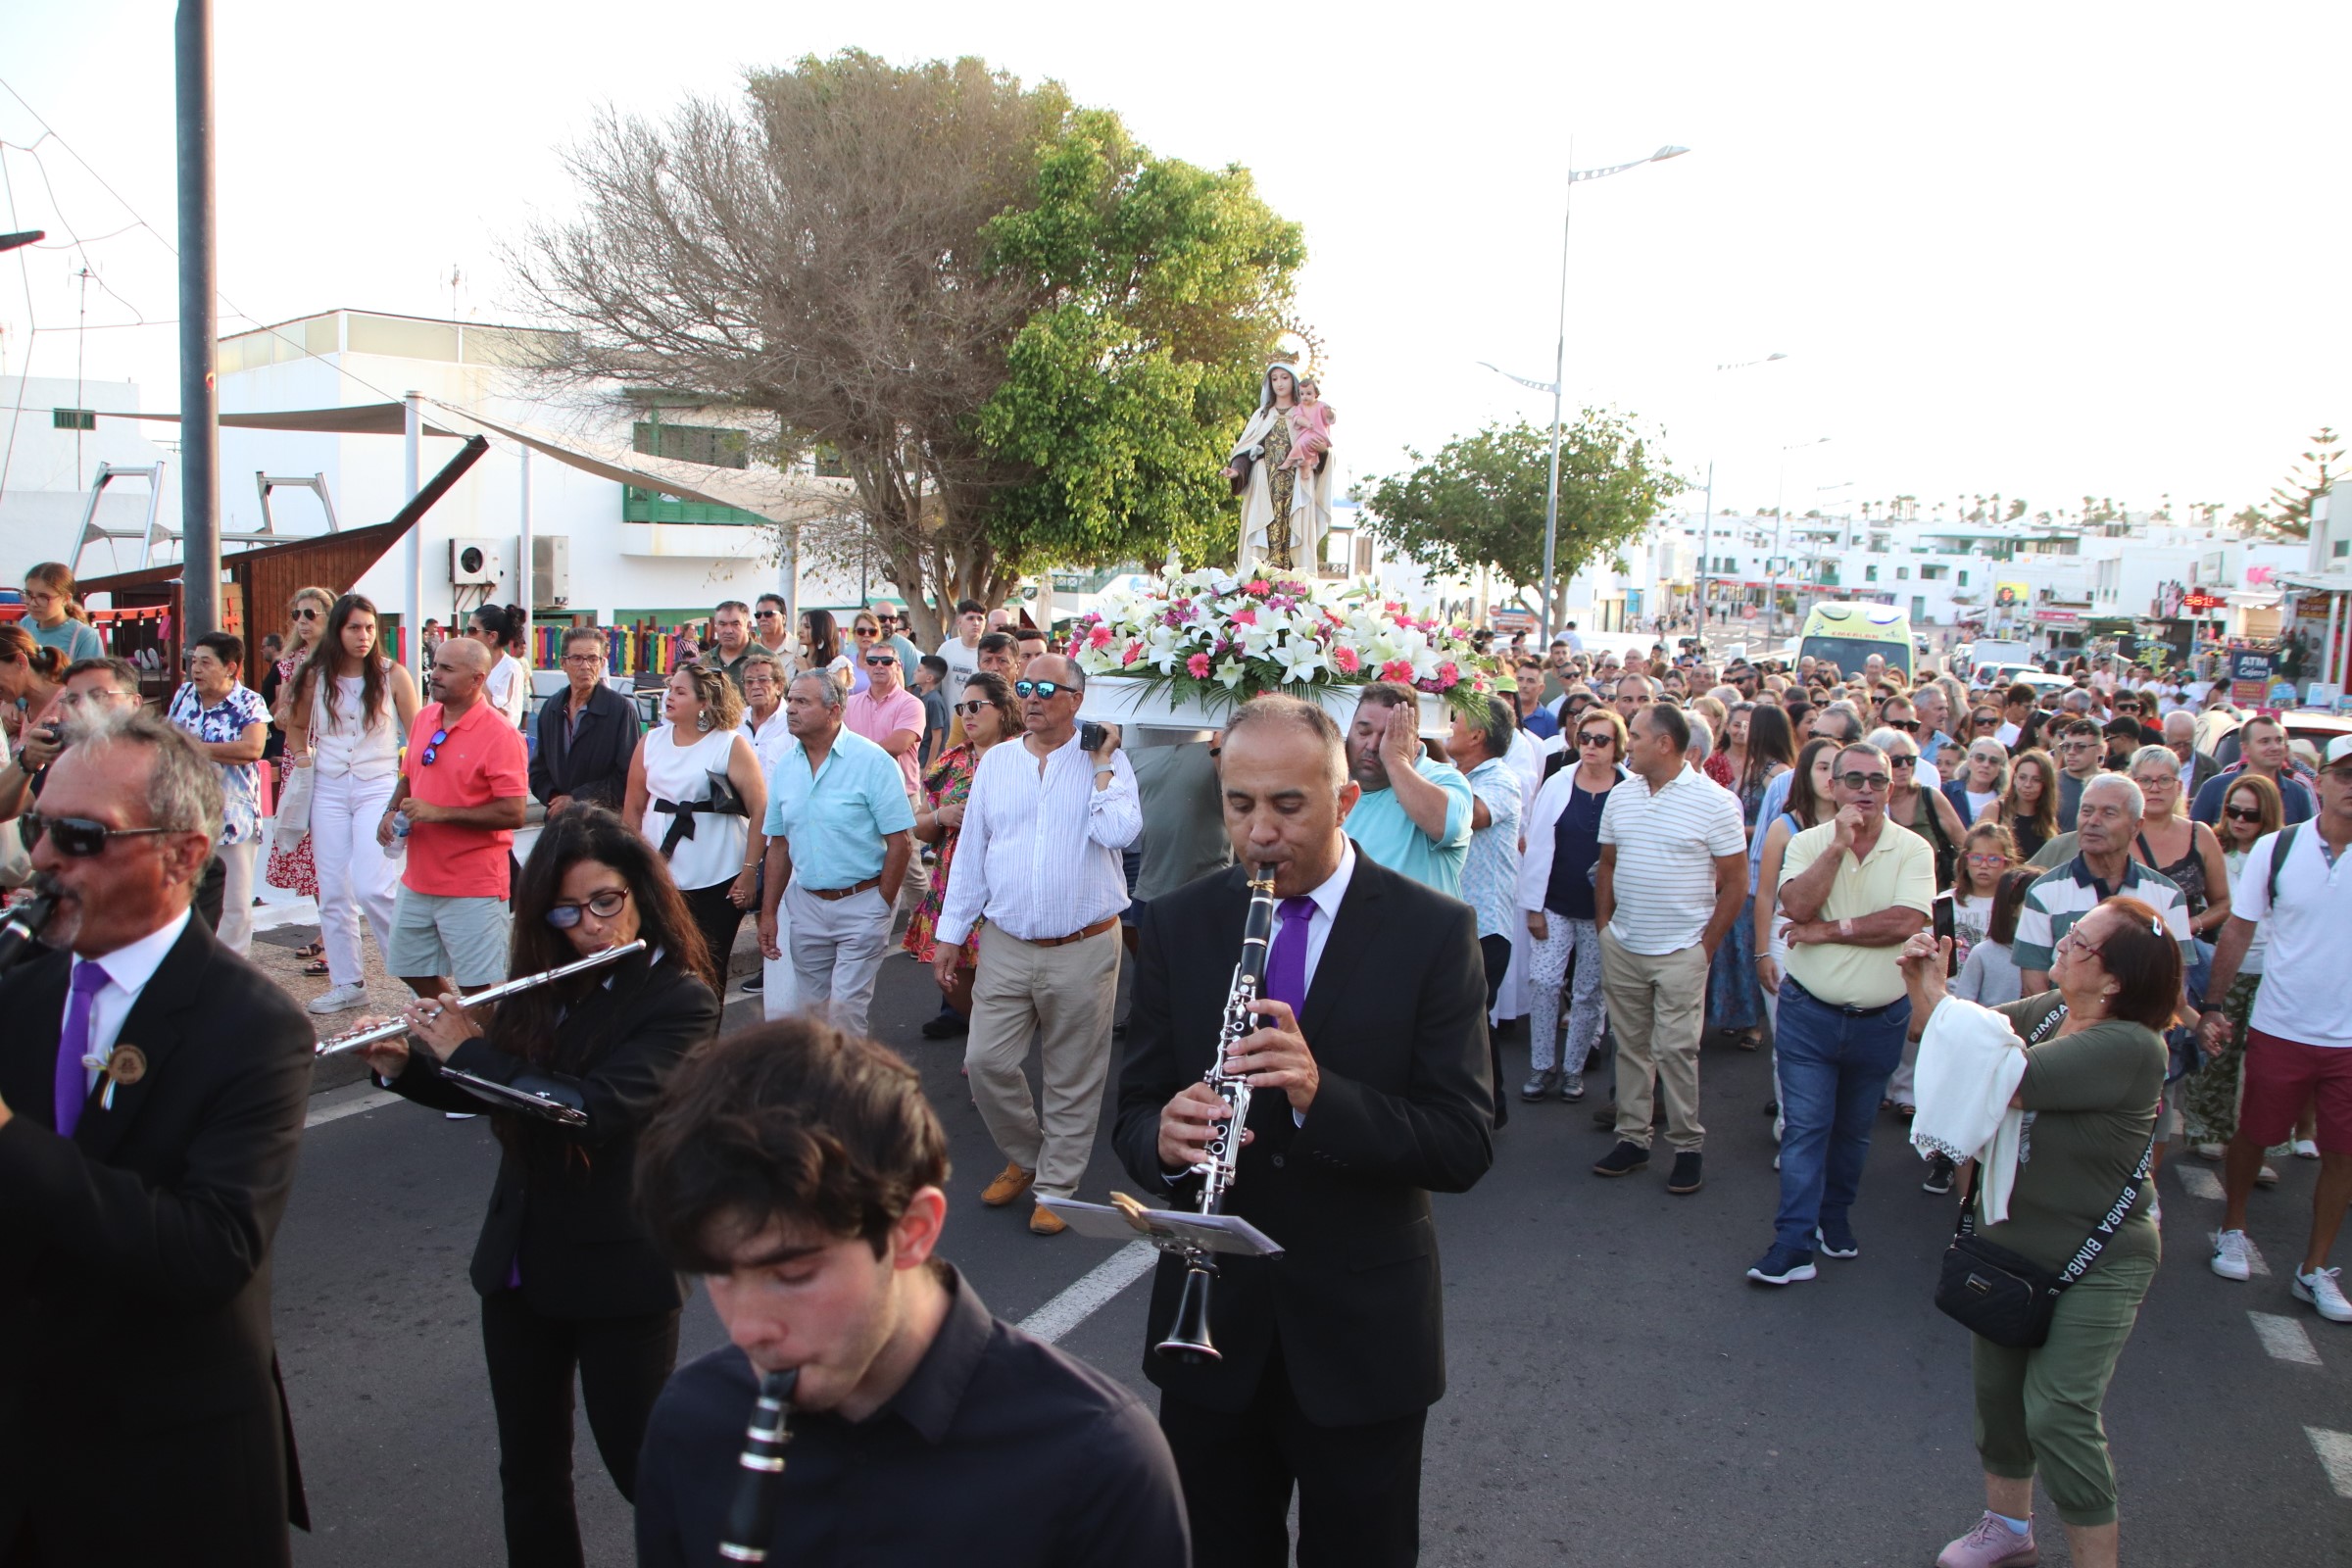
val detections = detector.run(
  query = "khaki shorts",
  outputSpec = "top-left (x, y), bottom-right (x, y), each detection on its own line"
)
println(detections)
top-left (389, 887), bottom-right (512, 988)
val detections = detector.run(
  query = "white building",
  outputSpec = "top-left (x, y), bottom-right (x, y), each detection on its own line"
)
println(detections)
top-left (0, 374), bottom-right (176, 585)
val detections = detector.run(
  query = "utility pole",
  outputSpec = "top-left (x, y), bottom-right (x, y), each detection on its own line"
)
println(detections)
top-left (175, 0), bottom-right (221, 644)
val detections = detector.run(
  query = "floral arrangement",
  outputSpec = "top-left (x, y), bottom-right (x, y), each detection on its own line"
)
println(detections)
top-left (1069, 567), bottom-right (1494, 716)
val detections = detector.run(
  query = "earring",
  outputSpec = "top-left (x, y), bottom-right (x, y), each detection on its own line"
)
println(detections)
top-left (697, 711), bottom-right (712, 733)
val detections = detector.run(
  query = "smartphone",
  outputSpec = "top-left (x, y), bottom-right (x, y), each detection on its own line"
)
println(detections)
top-left (1931, 890), bottom-right (1959, 975)
top-left (1079, 720), bottom-right (1107, 753)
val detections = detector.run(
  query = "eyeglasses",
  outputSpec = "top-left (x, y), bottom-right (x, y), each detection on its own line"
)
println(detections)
top-left (1885, 718), bottom-right (1920, 733)
top-left (2055, 926), bottom-right (2105, 958)
top-left (293, 607), bottom-right (320, 621)
top-left (1013, 679), bottom-right (1071, 700)
top-left (419, 727), bottom-right (450, 766)
top-left (561, 653), bottom-right (603, 664)
top-left (954, 700), bottom-right (993, 716)
top-left (2224, 805), bottom-right (2264, 821)
top-left (1837, 771), bottom-right (1892, 791)
top-left (21, 813), bottom-right (177, 858)
top-left (863, 655), bottom-right (897, 666)
top-left (545, 889), bottom-right (630, 928)
top-left (1577, 731), bottom-right (1616, 749)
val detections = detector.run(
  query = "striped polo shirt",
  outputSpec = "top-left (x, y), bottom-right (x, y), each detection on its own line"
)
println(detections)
top-left (2011, 854), bottom-right (2193, 975)
top-left (1597, 763), bottom-right (1746, 955)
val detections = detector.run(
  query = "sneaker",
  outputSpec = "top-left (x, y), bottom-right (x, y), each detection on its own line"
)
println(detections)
top-left (919, 1011), bottom-right (970, 1040)
top-left (2256, 1163), bottom-right (2280, 1188)
top-left (2293, 1266), bottom-right (2352, 1323)
top-left (739, 972), bottom-right (763, 994)
top-left (1559, 1071), bottom-right (1585, 1102)
top-left (445, 1112), bottom-right (477, 1121)
top-left (1666, 1152), bottom-right (1704, 1195)
top-left (979, 1162), bottom-right (1036, 1207)
top-left (1935, 1510), bottom-right (2038, 1568)
top-left (2194, 1142), bottom-right (2225, 1160)
top-left (2295, 1138), bottom-right (2322, 1159)
top-left (1520, 1068), bottom-right (1560, 1102)
top-left (1922, 1154), bottom-right (1956, 1195)
top-left (307, 983), bottom-right (367, 1016)
top-left (1744, 1244), bottom-right (1817, 1286)
top-left (1591, 1141), bottom-right (1650, 1178)
top-left (2210, 1229), bottom-right (2253, 1281)
top-left (1814, 1223), bottom-right (1860, 1259)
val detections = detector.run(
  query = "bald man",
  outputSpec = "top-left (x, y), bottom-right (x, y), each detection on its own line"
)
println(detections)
top-left (377, 632), bottom-right (530, 998)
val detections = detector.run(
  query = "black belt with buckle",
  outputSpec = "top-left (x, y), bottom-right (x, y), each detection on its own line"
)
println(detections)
top-left (1782, 976), bottom-right (1903, 1018)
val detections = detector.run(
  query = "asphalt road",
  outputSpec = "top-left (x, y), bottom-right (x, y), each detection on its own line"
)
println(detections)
top-left (273, 944), bottom-right (2352, 1567)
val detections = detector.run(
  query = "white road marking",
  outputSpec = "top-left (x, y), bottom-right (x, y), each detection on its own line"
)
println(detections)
top-left (2308, 1428), bottom-right (2352, 1498)
top-left (2245, 1236), bottom-right (2273, 1277)
top-left (2251, 1312), bottom-right (2322, 1366)
top-left (1016, 1242), bottom-right (1157, 1345)
top-left (2177, 1165), bottom-right (2225, 1202)
top-left (304, 1087), bottom-right (400, 1129)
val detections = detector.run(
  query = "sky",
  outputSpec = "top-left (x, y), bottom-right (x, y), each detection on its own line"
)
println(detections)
top-left (2, 1), bottom-right (2346, 533)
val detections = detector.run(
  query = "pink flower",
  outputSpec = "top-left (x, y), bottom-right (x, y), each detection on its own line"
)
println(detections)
top-left (1380, 660), bottom-right (1416, 684)
top-left (1248, 578), bottom-right (1270, 595)
top-left (1122, 641), bottom-right (1144, 667)
top-left (1232, 610), bottom-right (1257, 626)
top-left (1331, 646), bottom-right (1361, 674)
top-left (1087, 623), bottom-right (1113, 649)
top-left (1187, 653), bottom-right (1211, 679)
top-left (1437, 661), bottom-right (1460, 686)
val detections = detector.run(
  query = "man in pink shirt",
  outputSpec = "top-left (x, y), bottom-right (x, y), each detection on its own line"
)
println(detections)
top-left (375, 638), bottom-right (529, 998)
top-left (845, 641), bottom-right (925, 795)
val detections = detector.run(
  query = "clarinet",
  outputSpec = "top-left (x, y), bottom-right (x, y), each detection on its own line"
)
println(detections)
top-left (1154, 863), bottom-right (1279, 1364)
top-left (717, 1366), bottom-right (798, 1563)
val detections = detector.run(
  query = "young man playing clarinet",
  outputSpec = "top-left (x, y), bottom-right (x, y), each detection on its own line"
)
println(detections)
top-left (629, 1018), bottom-right (1190, 1568)
top-left (1114, 695), bottom-right (1496, 1567)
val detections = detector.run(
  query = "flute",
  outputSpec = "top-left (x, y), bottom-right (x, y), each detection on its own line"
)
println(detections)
top-left (718, 1367), bottom-right (798, 1563)
top-left (313, 940), bottom-right (647, 1057)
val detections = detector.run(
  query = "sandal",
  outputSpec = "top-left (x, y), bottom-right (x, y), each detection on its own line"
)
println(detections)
top-left (295, 942), bottom-right (323, 960)
top-left (1736, 1029), bottom-right (1762, 1052)
top-left (302, 957), bottom-right (330, 976)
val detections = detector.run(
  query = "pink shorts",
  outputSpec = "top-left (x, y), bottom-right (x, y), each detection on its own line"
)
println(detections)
top-left (2238, 1029), bottom-right (2352, 1154)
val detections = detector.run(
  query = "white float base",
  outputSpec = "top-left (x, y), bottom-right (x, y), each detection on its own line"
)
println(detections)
top-left (1078, 675), bottom-right (1446, 736)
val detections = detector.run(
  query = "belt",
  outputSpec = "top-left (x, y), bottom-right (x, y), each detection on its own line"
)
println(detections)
top-left (806, 876), bottom-right (882, 902)
top-left (1782, 976), bottom-right (1904, 1018)
top-left (1024, 914), bottom-right (1119, 949)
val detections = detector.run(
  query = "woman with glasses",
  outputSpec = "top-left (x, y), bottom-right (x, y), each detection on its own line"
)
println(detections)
top-left (360, 807), bottom-right (720, 1568)
top-left (1755, 739), bottom-right (1841, 1043)
top-left (904, 671), bottom-right (1018, 1034)
top-left (846, 610), bottom-right (884, 696)
top-left (281, 594), bottom-right (422, 1015)
top-left (469, 604), bottom-right (533, 732)
top-left (18, 562), bottom-right (104, 664)
top-left (2000, 748), bottom-right (2061, 860)
top-left (624, 663), bottom-right (766, 985)
top-left (1515, 707), bottom-right (1629, 1102)
top-left (1948, 741), bottom-right (2009, 826)
top-left (1878, 725), bottom-right (1967, 894)
top-left (2183, 772), bottom-right (2284, 1168)
top-left (262, 586), bottom-right (336, 940)
top-left (801, 608), bottom-right (853, 697)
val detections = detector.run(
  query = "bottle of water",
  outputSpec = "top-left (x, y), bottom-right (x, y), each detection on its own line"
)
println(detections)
top-left (384, 808), bottom-right (410, 861)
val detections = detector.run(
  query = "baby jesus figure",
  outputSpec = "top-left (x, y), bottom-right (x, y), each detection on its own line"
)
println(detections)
top-left (1281, 377), bottom-right (1335, 477)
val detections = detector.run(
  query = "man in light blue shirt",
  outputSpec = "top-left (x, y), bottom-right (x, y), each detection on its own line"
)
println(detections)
top-left (1345, 683), bottom-right (1473, 897)
top-left (756, 672), bottom-right (915, 1038)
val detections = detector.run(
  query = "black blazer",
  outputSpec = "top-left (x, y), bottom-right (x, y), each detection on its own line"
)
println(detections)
top-left (0, 915), bottom-right (315, 1565)
top-left (383, 950), bottom-right (718, 1320)
top-left (530, 682), bottom-right (642, 811)
top-left (1112, 850), bottom-right (1494, 1427)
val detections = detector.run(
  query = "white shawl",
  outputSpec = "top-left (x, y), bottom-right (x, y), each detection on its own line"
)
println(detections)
top-left (1909, 996), bottom-right (2040, 1223)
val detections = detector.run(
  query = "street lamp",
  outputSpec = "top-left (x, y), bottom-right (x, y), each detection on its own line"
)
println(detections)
top-left (1480, 142), bottom-right (1689, 644)
top-left (1696, 352), bottom-right (1788, 636)
top-left (1772, 436), bottom-right (1831, 635)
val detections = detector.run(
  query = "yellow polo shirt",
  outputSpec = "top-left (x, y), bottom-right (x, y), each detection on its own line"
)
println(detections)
top-left (1777, 819), bottom-right (1936, 1007)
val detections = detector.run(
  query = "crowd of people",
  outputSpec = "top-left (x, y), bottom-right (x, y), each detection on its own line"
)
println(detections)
top-left (5, 561), bottom-right (2350, 1568)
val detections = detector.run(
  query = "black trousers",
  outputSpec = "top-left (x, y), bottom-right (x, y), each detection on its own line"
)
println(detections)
top-left (1480, 932), bottom-right (1511, 1127)
top-left (478, 1289), bottom-right (679, 1568)
top-left (680, 881), bottom-right (747, 988)
top-left (1158, 1344), bottom-right (1428, 1568)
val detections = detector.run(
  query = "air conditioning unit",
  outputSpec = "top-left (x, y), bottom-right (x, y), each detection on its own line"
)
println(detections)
top-left (450, 538), bottom-right (503, 586)
top-left (531, 534), bottom-right (571, 609)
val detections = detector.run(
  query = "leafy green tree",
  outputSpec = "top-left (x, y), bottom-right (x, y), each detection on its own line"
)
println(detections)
top-left (2253, 425), bottom-right (2344, 541)
top-left (1362, 412), bottom-right (1682, 626)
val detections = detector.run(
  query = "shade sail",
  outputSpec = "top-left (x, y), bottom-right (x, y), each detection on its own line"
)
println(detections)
top-left (93, 404), bottom-right (466, 437)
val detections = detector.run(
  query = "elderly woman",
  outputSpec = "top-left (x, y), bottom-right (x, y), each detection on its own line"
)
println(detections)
top-left (904, 670), bottom-right (1018, 1035)
top-left (1902, 896), bottom-right (2176, 1568)
top-left (168, 631), bottom-right (270, 955)
top-left (1947, 740), bottom-right (2010, 827)
top-left (1517, 707), bottom-right (1628, 1102)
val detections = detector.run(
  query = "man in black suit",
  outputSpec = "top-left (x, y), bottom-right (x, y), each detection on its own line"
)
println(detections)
top-left (1115, 695), bottom-right (1494, 1568)
top-left (530, 625), bottom-right (643, 814)
top-left (0, 709), bottom-right (315, 1565)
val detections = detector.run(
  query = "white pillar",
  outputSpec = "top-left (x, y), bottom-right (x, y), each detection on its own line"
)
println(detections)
top-left (2327, 590), bottom-right (2344, 696)
top-left (517, 445), bottom-right (533, 669)
top-left (403, 390), bottom-right (422, 672)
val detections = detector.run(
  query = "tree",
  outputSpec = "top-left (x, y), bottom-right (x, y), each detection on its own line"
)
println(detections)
top-left (1361, 412), bottom-right (1682, 627)
top-left (2251, 426), bottom-right (2344, 541)
top-left (511, 52), bottom-right (1302, 644)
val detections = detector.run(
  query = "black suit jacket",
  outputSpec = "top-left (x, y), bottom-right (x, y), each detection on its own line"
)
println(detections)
top-left (1113, 850), bottom-right (1494, 1427)
top-left (383, 950), bottom-right (718, 1319)
top-left (0, 915), bottom-right (314, 1565)
top-left (529, 682), bottom-right (642, 811)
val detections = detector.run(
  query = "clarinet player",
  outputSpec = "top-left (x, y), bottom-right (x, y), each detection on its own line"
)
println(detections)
top-left (1114, 695), bottom-right (1495, 1567)
top-left (359, 808), bottom-right (720, 1568)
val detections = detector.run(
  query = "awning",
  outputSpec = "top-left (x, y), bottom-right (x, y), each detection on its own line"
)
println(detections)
top-left (95, 403), bottom-right (466, 437)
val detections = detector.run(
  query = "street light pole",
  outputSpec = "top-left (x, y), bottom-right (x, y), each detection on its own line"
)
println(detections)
top-left (1481, 142), bottom-right (1688, 646)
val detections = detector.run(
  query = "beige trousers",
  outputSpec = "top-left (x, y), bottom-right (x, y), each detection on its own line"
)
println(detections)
top-left (1599, 929), bottom-right (1708, 1152)
top-left (963, 923), bottom-right (1121, 1201)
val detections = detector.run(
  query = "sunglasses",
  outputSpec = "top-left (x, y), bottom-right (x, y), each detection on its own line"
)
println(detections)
top-left (22, 813), bottom-right (177, 858)
top-left (755, 609), bottom-right (782, 618)
top-left (954, 700), bottom-right (994, 716)
top-left (419, 726), bottom-right (450, 766)
top-left (1972, 715), bottom-right (1999, 727)
top-left (293, 607), bottom-right (320, 621)
top-left (1887, 754), bottom-right (1919, 767)
top-left (2224, 805), bottom-right (2263, 821)
top-left (1576, 731), bottom-right (1616, 748)
top-left (853, 626), bottom-right (878, 636)
top-left (1013, 679), bottom-right (1071, 700)
top-left (863, 655), bottom-right (897, 666)
top-left (1838, 771), bottom-right (1892, 791)
top-left (545, 889), bottom-right (630, 928)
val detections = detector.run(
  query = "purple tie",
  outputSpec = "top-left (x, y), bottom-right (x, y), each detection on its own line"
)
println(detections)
top-left (54, 960), bottom-right (111, 1139)
top-left (1263, 897), bottom-right (1316, 1016)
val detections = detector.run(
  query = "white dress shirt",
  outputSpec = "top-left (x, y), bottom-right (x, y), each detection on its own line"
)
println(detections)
top-left (65, 907), bottom-right (190, 1089)
top-left (935, 731), bottom-right (1142, 947)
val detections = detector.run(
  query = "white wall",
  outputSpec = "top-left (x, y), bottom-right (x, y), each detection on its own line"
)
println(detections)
top-left (0, 375), bottom-right (175, 584)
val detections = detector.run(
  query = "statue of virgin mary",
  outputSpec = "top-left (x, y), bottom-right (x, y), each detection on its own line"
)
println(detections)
top-left (1225, 362), bottom-right (1333, 575)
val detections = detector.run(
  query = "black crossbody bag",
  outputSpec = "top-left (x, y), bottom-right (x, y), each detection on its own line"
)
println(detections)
top-left (1932, 1002), bottom-right (2155, 1349)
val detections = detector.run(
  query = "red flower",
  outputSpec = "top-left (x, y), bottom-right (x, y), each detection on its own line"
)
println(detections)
top-left (1232, 610), bottom-right (1258, 626)
top-left (1187, 653), bottom-right (1212, 679)
top-left (1122, 641), bottom-right (1144, 666)
top-left (1380, 659), bottom-right (1416, 684)
top-left (1248, 578), bottom-right (1270, 595)
top-left (1331, 646), bottom-right (1361, 674)
top-left (1088, 623), bottom-right (1113, 649)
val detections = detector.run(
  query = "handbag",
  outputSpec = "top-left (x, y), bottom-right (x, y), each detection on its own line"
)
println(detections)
top-left (274, 758), bottom-right (316, 848)
top-left (1936, 1131), bottom-right (2154, 1348)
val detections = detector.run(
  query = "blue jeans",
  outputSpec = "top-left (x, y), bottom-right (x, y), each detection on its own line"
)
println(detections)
top-left (1773, 978), bottom-right (1911, 1250)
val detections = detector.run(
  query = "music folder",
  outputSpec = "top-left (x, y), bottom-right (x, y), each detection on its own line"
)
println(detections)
top-left (1036, 1197), bottom-right (1284, 1258)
